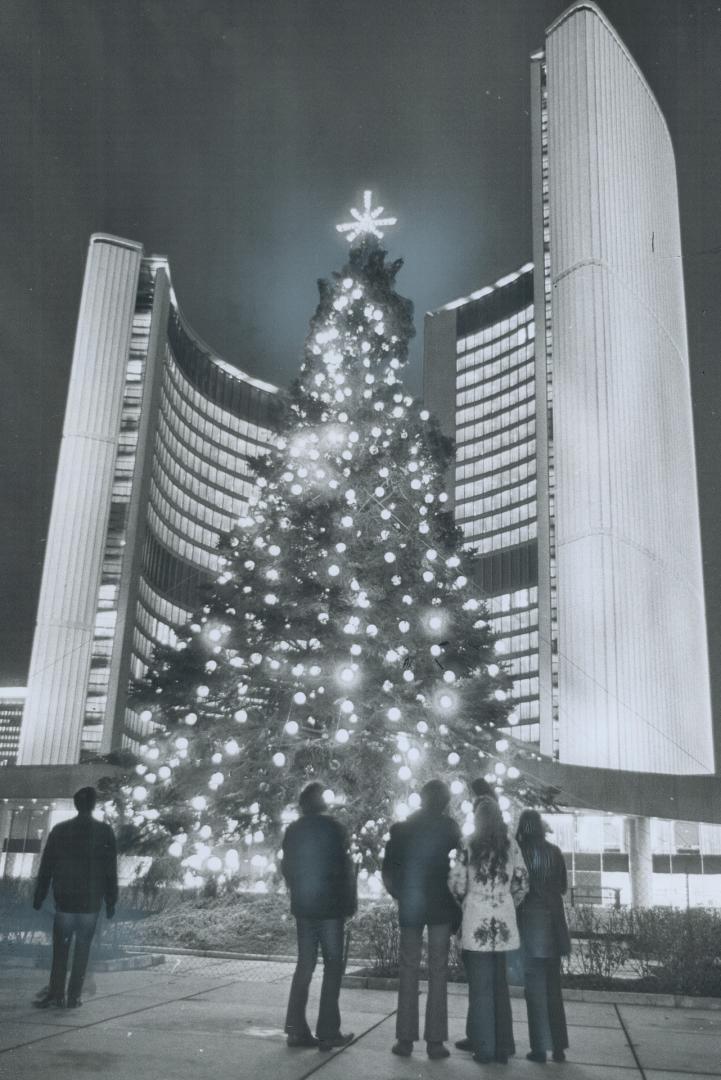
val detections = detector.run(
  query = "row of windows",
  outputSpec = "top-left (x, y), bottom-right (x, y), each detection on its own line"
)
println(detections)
top-left (456, 336), bottom-right (535, 393)
top-left (151, 455), bottom-right (239, 528)
top-left (147, 504), bottom-right (219, 573)
top-left (492, 630), bottom-right (539, 657)
top-left (487, 586), bottom-right (538, 613)
top-left (511, 676), bottom-right (539, 699)
top-left (455, 420), bottom-right (536, 467)
top-left (456, 458), bottom-right (535, 493)
top-left (137, 576), bottom-right (193, 632)
top-left (155, 412), bottom-right (254, 496)
top-left (148, 483), bottom-right (222, 552)
top-left (162, 371), bottom-right (268, 463)
top-left (458, 440), bottom-right (536, 480)
top-left (456, 380), bottom-right (535, 433)
top-left (457, 340), bottom-right (535, 392)
top-left (489, 608), bottom-right (538, 634)
top-left (507, 653), bottom-right (540, 677)
top-left (464, 521), bottom-right (538, 553)
top-left (456, 362), bottom-right (535, 422)
top-left (456, 500), bottom-right (536, 535)
top-left (456, 479), bottom-right (536, 513)
top-left (156, 405), bottom-right (256, 482)
top-left (135, 598), bottom-right (179, 652)
top-left (503, 722), bottom-right (540, 744)
top-left (457, 400), bottom-right (535, 452)
top-left (457, 305), bottom-right (534, 358)
top-left (154, 439), bottom-right (253, 510)
top-left (166, 353), bottom-right (273, 449)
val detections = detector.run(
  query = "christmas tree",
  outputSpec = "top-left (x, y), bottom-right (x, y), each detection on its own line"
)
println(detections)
top-left (113, 194), bottom-right (532, 892)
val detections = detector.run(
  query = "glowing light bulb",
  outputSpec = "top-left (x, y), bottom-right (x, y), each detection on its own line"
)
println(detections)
top-left (335, 728), bottom-right (350, 743)
top-left (384, 552), bottom-right (396, 563)
top-left (285, 720), bottom-right (299, 735)
top-left (293, 691), bottom-right (307, 705)
top-left (272, 752), bottom-right (286, 767)
top-left (450, 780), bottom-right (464, 795)
top-left (191, 796), bottom-right (207, 811)
top-left (234, 709), bottom-right (248, 724)
top-left (328, 564), bottom-right (340, 577)
top-left (398, 766), bottom-right (412, 781)
top-left (132, 786), bottom-right (148, 802)
top-left (387, 707), bottom-right (401, 722)
top-left (448, 752), bottom-right (460, 766)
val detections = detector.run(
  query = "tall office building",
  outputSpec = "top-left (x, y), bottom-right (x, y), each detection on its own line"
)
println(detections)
top-left (425, 2), bottom-right (715, 778)
top-left (17, 235), bottom-right (280, 766)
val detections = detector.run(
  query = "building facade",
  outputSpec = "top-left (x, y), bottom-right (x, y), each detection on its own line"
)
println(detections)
top-left (424, 2), bottom-right (715, 780)
top-left (0, 688), bottom-right (25, 766)
top-left (17, 235), bottom-right (280, 766)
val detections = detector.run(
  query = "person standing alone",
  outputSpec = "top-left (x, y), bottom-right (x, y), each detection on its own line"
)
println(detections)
top-left (282, 782), bottom-right (356, 1051)
top-left (32, 786), bottom-right (118, 1008)
top-left (382, 779), bottom-right (461, 1060)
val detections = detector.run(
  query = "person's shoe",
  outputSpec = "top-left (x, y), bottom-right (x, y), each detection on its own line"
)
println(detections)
top-left (427, 1042), bottom-right (450, 1059)
top-left (473, 1052), bottom-right (494, 1064)
top-left (455, 1037), bottom-right (473, 1051)
top-left (66, 997), bottom-right (82, 1008)
top-left (391, 1040), bottom-right (413, 1057)
top-left (286, 1034), bottom-right (319, 1048)
top-left (552, 1049), bottom-right (566, 1063)
top-left (33, 992), bottom-right (64, 1009)
top-left (527, 1051), bottom-right (547, 1063)
top-left (318, 1032), bottom-right (354, 1052)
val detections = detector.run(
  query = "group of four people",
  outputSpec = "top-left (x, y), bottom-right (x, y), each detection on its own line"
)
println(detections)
top-left (282, 778), bottom-right (570, 1065)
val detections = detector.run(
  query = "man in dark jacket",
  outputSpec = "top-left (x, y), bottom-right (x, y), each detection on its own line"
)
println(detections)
top-left (382, 779), bottom-right (461, 1060)
top-left (282, 781), bottom-right (356, 1051)
top-left (32, 786), bottom-right (118, 1008)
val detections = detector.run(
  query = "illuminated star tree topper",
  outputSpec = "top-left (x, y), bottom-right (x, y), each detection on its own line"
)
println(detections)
top-left (336, 189), bottom-right (398, 243)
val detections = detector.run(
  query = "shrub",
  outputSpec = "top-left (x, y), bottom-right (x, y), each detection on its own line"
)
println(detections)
top-left (351, 903), bottom-right (399, 973)
top-left (626, 907), bottom-right (721, 997)
top-left (565, 905), bottom-right (630, 981)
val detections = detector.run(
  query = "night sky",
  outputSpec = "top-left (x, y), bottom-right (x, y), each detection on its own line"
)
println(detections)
top-left (2, 1), bottom-right (721, 752)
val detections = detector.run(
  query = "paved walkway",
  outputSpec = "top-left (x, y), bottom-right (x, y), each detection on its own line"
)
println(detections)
top-left (0, 958), bottom-right (719, 1080)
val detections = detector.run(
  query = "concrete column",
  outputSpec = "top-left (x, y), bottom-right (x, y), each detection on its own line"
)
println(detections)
top-left (18, 236), bottom-right (143, 765)
top-left (626, 815), bottom-right (653, 908)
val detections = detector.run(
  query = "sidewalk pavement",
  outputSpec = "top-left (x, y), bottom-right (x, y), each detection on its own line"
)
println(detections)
top-left (0, 958), bottom-right (719, 1080)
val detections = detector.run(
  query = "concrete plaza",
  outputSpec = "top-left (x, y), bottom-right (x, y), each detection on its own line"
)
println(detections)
top-left (0, 957), bottom-right (719, 1080)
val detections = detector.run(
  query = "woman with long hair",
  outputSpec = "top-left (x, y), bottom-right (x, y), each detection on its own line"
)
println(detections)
top-left (449, 795), bottom-right (528, 1065)
top-left (516, 809), bottom-right (571, 1064)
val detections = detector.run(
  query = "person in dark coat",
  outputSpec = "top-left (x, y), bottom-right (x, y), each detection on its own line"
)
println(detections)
top-left (32, 786), bottom-right (118, 1008)
top-left (516, 809), bottom-right (571, 1064)
top-left (382, 779), bottom-right (461, 1060)
top-left (282, 781), bottom-right (356, 1051)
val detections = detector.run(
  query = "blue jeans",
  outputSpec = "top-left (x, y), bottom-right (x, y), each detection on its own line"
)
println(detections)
top-left (285, 917), bottom-right (345, 1040)
top-left (49, 911), bottom-right (99, 1001)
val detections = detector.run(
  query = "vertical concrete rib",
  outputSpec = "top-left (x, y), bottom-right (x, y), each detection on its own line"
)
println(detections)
top-left (18, 236), bottom-right (143, 765)
top-left (546, 4), bottom-right (713, 773)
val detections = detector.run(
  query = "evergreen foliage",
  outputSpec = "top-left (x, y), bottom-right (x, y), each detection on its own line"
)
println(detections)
top-left (110, 233), bottom-right (537, 890)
